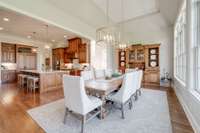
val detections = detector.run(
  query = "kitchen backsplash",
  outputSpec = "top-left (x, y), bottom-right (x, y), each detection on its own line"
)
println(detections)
top-left (1, 63), bottom-right (17, 70)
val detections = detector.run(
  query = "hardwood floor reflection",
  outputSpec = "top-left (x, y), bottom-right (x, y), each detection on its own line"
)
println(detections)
top-left (0, 83), bottom-right (194, 133)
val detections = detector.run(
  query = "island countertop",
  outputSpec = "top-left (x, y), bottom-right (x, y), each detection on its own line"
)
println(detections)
top-left (20, 70), bottom-right (69, 93)
top-left (20, 70), bottom-right (69, 74)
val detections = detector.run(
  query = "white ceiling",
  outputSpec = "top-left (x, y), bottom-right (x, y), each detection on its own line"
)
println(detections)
top-left (0, 6), bottom-right (81, 45)
top-left (92, 0), bottom-right (159, 23)
top-left (91, 0), bottom-right (183, 25)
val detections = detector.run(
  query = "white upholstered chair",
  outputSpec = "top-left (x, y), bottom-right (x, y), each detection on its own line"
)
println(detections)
top-left (63, 75), bottom-right (103, 133)
top-left (136, 70), bottom-right (143, 98)
top-left (81, 70), bottom-right (95, 81)
top-left (107, 71), bottom-right (139, 119)
top-left (94, 69), bottom-right (105, 79)
top-left (105, 69), bottom-right (113, 77)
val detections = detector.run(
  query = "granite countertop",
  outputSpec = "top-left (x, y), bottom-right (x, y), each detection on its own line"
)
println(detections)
top-left (20, 70), bottom-right (69, 74)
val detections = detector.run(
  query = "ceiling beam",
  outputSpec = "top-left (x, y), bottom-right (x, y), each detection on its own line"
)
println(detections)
top-left (117, 9), bottom-right (160, 25)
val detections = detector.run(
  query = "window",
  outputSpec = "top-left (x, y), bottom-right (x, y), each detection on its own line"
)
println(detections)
top-left (174, 9), bottom-right (186, 84)
top-left (192, 0), bottom-right (200, 93)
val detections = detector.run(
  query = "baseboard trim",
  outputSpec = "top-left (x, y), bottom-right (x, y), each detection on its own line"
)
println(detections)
top-left (173, 87), bottom-right (200, 133)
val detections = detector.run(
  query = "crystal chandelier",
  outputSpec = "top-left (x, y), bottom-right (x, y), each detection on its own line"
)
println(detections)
top-left (118, 0), bottom-right (127, 50)
top-left (96, 0), bottom-right (120, 46)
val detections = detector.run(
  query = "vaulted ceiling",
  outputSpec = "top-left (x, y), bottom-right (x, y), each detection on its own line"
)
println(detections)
top-left (91, 0), bottom-right (183, 25)
top-left (0, 0), bottom-right (183, 41)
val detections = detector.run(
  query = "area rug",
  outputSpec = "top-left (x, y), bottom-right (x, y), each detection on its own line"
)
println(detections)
top-left (27, 89), bottom-right (172, 133)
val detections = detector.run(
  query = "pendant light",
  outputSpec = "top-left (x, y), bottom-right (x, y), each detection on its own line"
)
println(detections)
top-left (118, 0), bottom-right (127, 49)
top-left (96, 0), bottom-right (120, 47)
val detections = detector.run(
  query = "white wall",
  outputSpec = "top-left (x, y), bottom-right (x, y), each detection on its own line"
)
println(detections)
top-left (120, 13), bottom-right (174, 78)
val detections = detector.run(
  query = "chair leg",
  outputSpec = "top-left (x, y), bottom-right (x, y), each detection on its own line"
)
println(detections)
top-left (129, 98), bottom-right (133, 110)
top-left (81, 115), bottom-right (86, 133)
top-left (138, 89), bottom-right (142, 96)
top-left (100, 105), bottom-right (103, 120)
top-left (63, 108), bottom-right (69, 124)
top-left (135, 92), bottom-right (138, 101)
top-left (121, 104), bottom-right (125, 119)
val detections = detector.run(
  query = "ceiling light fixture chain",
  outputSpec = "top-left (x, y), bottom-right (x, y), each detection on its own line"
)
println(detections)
top-left (96, 0), bottom-right (120, 47)
top-left (118, 0), bottom-right (127, 50)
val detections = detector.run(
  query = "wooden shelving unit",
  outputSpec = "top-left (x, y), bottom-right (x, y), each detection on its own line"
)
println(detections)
top-left (118, 44), bottom-right (160, 85)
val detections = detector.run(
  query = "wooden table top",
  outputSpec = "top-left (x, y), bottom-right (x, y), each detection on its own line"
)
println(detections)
top-left (85, 76), bottom-right (124, 96)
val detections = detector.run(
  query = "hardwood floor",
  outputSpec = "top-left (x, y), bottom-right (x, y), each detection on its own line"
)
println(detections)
top-left (0, 83), bottom-right (194, 133)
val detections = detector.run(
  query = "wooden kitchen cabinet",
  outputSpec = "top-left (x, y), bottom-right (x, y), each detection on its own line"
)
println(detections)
top-left (1, 43), bottom-right (16, 63)
top-left (1, 70), bottom-right (16, 83)
top-left (52, 48), bottom-right (65, 70)
top-left (78, 43), bottom-right (87, 63)
top-left (67, 38), bottom-right (81, 53)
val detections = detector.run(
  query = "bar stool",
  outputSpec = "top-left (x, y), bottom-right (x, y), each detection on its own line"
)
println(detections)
top-left (17, 74), bottom-right (23, 88)
top-left (27, 76), bottom-right (39, 93)
top-left (19, 74), bottom-right (28, 89)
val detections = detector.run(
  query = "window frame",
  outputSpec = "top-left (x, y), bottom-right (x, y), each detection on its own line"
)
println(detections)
top-left (174, 9), bottom-right (187, 85)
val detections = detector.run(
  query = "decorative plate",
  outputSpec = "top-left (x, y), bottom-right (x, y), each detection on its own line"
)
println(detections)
top-left (150, 61), bottom-right (157, 67)
top-left (121, 52), bottom-right (125, 56)
top-left (150, 55), bottom-right (156, 60)
top-left (121, 57), bottom-right (125, 61)
top-left (150, 49), bottom-right (156, 54)
top-left (121, 62), bottom-right (125, 66)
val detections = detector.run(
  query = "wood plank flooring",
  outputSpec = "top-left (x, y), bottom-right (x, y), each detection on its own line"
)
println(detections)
top-left (0, 83), bottom-right (194, 133)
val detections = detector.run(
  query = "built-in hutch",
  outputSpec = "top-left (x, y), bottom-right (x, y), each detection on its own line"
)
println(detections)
top-left (118, 44), bottom-right (160, 85)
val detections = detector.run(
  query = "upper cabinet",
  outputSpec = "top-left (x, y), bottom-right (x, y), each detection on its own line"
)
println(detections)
top-left (1, 43), bottom-right (16, 63)
top-left (66, 38), bottom-right (81, 53)
top-left (52, 37), bottom-right (88, 70)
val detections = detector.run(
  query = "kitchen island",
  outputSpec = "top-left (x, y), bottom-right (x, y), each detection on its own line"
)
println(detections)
top-left (20, 70), bottom-right (69, 93)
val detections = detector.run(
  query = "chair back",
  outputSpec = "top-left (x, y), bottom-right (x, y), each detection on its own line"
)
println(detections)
top-left (95, 69), bottom-right (105, 79)
top-left (118, 71), bottom-right (139, 103)
top-left (81, 70), bottom-right (95, 81)
top-left (137, 70), bottom-right (143, 89)
top-left (105, 69), bottom-right (113, 77)
top-left (63, 75), bottom-right (92, 115)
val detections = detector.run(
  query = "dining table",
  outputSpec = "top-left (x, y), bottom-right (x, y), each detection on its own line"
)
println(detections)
top-left (85, 75), bottom-right (124, 118)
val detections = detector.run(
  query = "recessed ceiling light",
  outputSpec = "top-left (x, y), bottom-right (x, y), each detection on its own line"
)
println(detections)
top-left (27, 35), bottom-right (32, 39)
top-left (3, 17), bottom-right (9, 22)
top-left (64, 35), bottom-right (67, 38)
top-left (52, 39), bottom-right (55, 42)
top-left (0, 27), bottom-right (4, 30)
top-left (45, 45), bottom-right (50, 49)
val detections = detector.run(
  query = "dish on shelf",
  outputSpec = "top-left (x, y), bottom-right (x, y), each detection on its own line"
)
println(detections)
top-left (120, 52), bottom-right (125, 56)
top-left (150, 55), bottom-right (156, 60)
top-left (121, 62), bottom-right (125, 66)
top-left (150, 61), bottom-right (157, 67)
top-left (121, 57), bottom-right (125, 61)
top-left (150, 49), bottom-right (156, 54)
